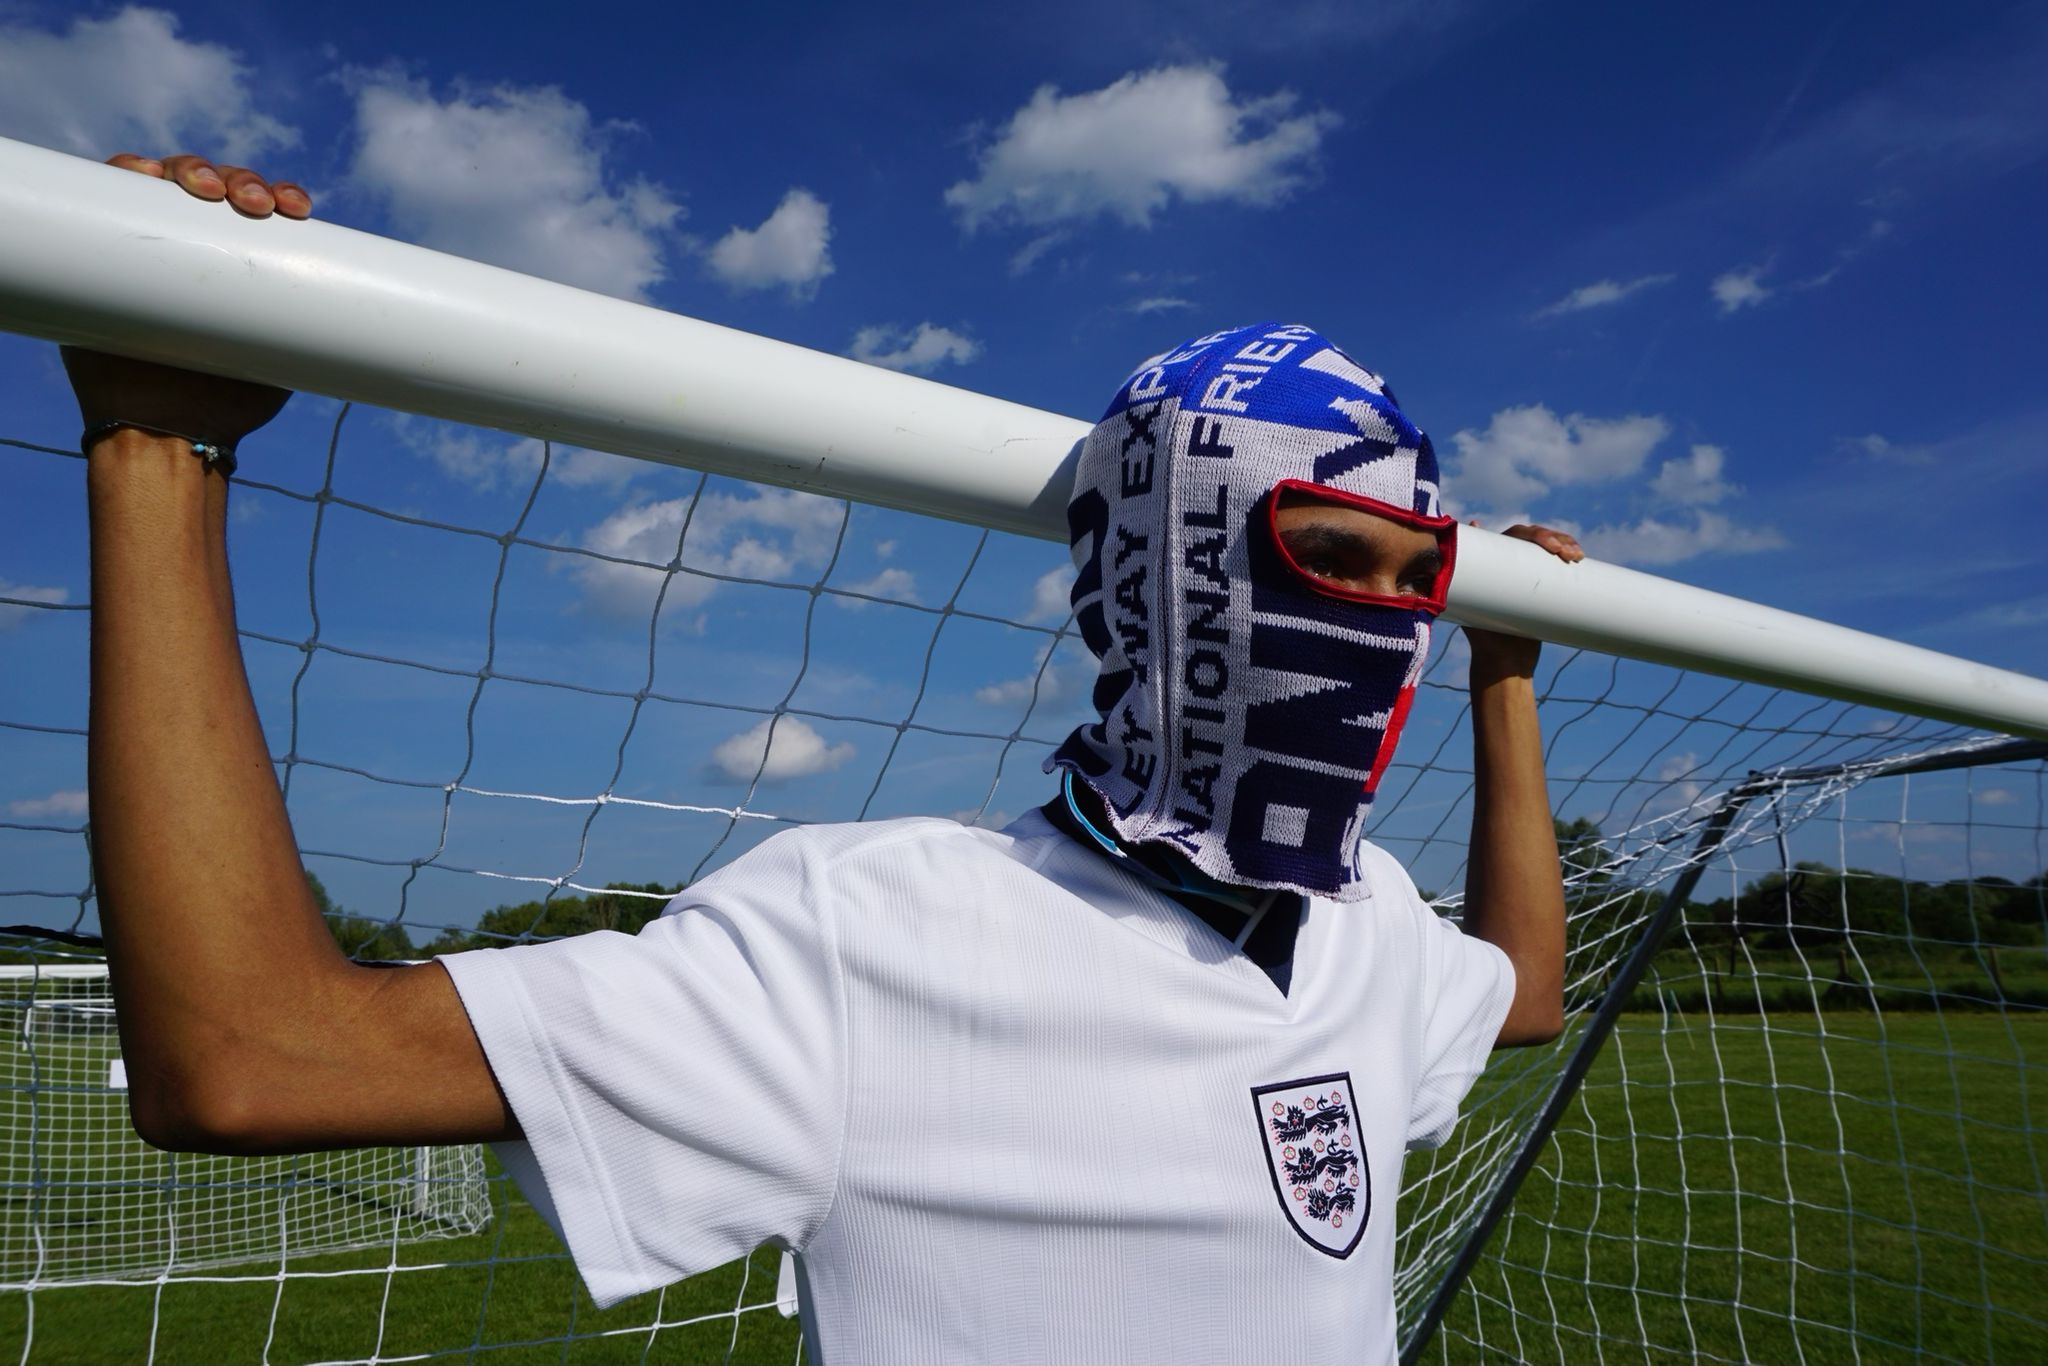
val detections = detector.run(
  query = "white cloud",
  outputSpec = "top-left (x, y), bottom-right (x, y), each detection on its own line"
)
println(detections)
top-left (1577, 510), bottom-right (1785, 566)
top-left (1129, 295), bottom-right (1196, 315)
top-left (0, 7), bottom-right (297, 163)
top-left (706, 189), bottom-right (833, 298)
top-left (1711, 264), bottom-right (1773, 314)
top-left (1448, 405), bottom-right (1671, 511)
top-left (349, 74), bottom-right (680, 301)
top-left (849, 323), bottom-right (982, 374)
top-left (709, 717), bottom-right (854, 784)
top-left (1842, 432), bottom-right (1934, 466)
top-left (389, 415), bottom-right (641, 493)
top-left (1648, 443), bottom-right (1735, 506)
top-left (1027, 566), bottom-right (1073, 623)
top-left (1654, 752), bottom-right (1705, 812)
top-left (834, 567), bottom-right (919, 606)
top-left (946, 64), bottom-right (1337, 230)
top-left (570, 486), bottom-right (845, 617)
top-left (1976, 788), bottom-right (2016, 807)
top-left (0, 582), bottom-right (69, 631)
top-left (7, 789), bottom-right (88, 821)
top-left (976, 639), bottom-right (1091, 709)
top-left (1008, 231), bottom-right (1070, 275)
top-left (1535, 273), bottom-right (1675, 318)
top-left (976, 672), bottom-right (1058, 709)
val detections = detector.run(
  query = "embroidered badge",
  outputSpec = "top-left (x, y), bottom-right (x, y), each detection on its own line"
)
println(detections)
top-left (1250, 1072), bottom-right (1369, 1257)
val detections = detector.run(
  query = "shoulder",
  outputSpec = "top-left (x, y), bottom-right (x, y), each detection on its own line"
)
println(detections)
top-left (1351, 839), bottom-right (1430, 911)
top-left (688, 814), bottom-right (1052, 903)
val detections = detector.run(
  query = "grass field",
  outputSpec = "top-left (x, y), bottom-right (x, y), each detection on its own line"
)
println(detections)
top-left (1, 1012), bottom-right (2040, 1363)
top-left (1433, 1011), bottom-right (2046, 1364)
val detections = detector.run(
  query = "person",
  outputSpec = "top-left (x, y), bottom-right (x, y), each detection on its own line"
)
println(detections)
top-left (69, 153), bottom-right (1574, 1364)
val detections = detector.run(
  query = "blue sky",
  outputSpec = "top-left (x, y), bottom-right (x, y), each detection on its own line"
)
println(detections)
top-left (2, 1), bottom-right (2045, 932)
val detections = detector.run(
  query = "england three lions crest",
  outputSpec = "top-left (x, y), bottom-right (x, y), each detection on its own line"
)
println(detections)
top-left (1251, 1073), bottom-right (1369, 1258)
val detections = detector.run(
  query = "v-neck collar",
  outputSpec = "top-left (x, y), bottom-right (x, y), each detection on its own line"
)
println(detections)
top-left (1036, 796), bottom-right (1305, 996)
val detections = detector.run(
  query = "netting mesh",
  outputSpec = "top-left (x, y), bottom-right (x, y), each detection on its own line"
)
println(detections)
top-left (2, 398), bottom-right (2043, 1363)
top-left (0, 966), bottom-right (489, 1287)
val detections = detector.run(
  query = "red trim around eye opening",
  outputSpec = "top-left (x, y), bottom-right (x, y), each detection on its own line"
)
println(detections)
top-left (1264, 479), bottom-right (1458, 614)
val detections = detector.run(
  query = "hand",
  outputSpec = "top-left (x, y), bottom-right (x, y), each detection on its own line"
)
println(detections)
top-left (1461, 521), bottom-right (1584, 685)
top-left (64, 154), bottom-right (313, 451)
top-left (108, 152), bottom-right (313, 221)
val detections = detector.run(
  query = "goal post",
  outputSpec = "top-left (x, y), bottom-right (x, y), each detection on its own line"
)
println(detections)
top-left (2, 134), bottom-right (2046, 1363)
top-left (0, 134), bottom-right (2044, 743)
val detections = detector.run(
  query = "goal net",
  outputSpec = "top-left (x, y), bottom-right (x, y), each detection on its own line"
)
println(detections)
top-left (3, 392), bottom-right (2043, 1363)
top-left (0, 965), bottom-right (490, 1288)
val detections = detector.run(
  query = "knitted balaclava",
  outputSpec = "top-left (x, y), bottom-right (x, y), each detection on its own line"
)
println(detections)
top-left (1047, 323), bottom-right (1456, 901)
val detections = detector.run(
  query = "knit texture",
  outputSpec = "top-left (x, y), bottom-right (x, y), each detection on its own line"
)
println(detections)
top-left (1048, 323), bottom-right (1454, 900)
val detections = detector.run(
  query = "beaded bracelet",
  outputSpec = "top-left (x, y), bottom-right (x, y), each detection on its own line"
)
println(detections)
top-left (81, 421), bottom-right (239, 477)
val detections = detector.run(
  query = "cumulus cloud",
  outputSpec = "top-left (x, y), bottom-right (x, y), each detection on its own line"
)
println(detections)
top-left (706, 188), bottom-right (834, 297)
top-left (708, 717), bottom-right (853, 784)
top-left (1576, 511), bottom-right (1785, 566)
top-left (1654, 752), bottom-right (1705, 812)
top-left (570, 486), bottom-right (845, 618)
top-left (389, 415), bottom-right (641, 493)
top-left (834, 567), bottom-right (919, 606)
top-left (7, 789), bottom-right (88, 821)
top-left (945, 64), bottom-right (1337, 231)
top-left (0, 582), bottom-right (69, 631)
top-left (1711, 264), bottom-right (1773, 314)
top-left (849, 322), bottom-right (981, 373)
top-left (1448, 405), bottom-right (1671, 511)
top-left (1648, 443), bottom-right (1735, 506)
top-left (976, 638), bottom-right (1093, 710)
top-left (348, 74), bottom-right (681, 301)
top-left (1841, 432), bottom-right (1934, 466)
top-left (1535, 273), bottom-right (1675, 318)
top-left (0, 7), bottom-right (296, 163)
top-left (1027, 566), bottom-right (1073, 623)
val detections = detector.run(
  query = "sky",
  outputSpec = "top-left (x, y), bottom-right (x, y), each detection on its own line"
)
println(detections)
top-left (1, 1), bottom-right (2045, 933)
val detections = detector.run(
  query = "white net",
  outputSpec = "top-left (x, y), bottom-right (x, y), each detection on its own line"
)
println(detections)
top-left (0, 965), bottom-right (489, 1288)
top-left (2, 392), bottom-right (2043, 1362)
top-left (1397, 739), bottom-right (2048, 1364)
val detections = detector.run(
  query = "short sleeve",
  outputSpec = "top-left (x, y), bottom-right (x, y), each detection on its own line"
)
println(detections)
top-left (1405, 903), bottom-right (1516, 1152)
top-left (438, 829), bottom-right (845, 1308)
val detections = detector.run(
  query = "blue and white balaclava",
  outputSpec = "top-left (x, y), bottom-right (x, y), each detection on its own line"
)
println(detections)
top-left (1047, 323), bottom-right (1457, 901)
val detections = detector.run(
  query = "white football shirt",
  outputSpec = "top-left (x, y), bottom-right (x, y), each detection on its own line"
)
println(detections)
top-left (440, 811), bottom-right (1512, 1365)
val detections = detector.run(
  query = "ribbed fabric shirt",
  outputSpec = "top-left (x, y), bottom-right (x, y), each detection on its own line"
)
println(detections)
top-left (439, 811), bottom-right (1513, 1365)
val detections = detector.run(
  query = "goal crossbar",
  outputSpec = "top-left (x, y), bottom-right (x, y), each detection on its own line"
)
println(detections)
top-left (1, 135), bottom-right (2046, 743)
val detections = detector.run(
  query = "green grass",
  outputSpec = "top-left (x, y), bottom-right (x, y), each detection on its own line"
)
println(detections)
top-left (3, 1013), bottom-right (2041, 1363)
top-left (0, 1177), bottom-right (802, 1364)
top-left (1430, 1011), bottom-right (2047, 1364)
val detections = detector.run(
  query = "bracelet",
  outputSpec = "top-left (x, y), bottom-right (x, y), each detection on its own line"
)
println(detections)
top-left (80, 421), bottom-right (238, 477)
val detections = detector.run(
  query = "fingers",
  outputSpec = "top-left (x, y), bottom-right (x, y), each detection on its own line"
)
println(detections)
top-left (107, 153), bottom-right (313, 220)
top-left (157, 153), bottom-right (227, 202)
top-left (1502, 524), bottom-right (1586, 563)
top-left (106, 153), bottom-right (166, 179)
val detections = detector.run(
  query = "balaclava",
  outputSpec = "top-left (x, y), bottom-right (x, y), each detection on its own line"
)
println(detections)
top-left (1047, 322), bottom-right (1456, 901)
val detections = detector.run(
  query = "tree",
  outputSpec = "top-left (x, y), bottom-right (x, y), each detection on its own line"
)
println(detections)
top-left (306, 869), bottom-right (416, 962)
top-left (1555, 816), bottom-right (1612, 891)
top-left (422, 881), bottom-right (684, 955)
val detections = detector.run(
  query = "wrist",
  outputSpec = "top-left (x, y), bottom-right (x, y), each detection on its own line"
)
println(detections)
top-left (83, 422), bottom-right (238, 477)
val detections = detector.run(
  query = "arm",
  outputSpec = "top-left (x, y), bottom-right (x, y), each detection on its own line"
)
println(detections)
top-left (1458, 525), bottom-right (1576, 1047)
top-left (73, 155), bottom-right (515, 1152)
